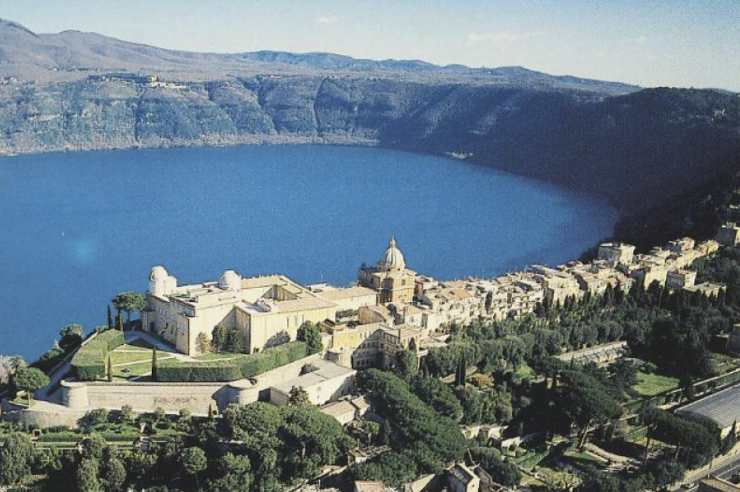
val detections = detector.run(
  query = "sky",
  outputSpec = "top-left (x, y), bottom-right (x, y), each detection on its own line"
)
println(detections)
top-left (2, 0), bottom-right (739, 91)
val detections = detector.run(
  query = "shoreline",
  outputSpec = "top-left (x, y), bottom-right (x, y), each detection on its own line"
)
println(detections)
top-left (0, 135), bottom-right (623, 215)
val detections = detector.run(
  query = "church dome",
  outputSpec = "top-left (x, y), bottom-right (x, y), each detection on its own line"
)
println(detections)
top-left (218, 270), bottom-right (241, 291)
top-left (378, 236), bottom-right (406, 271)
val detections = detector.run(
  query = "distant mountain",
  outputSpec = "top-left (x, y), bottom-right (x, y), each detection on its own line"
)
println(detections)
top-left (0, 18), bottom-right (637, 94)
top-left (0, 18), bottom-right (738, 218)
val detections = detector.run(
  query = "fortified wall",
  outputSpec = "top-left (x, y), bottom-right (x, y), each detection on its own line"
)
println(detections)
top-left (61, 353), bottom-right (322, 415)
top-left (5, 353), bottom-right (323, 428)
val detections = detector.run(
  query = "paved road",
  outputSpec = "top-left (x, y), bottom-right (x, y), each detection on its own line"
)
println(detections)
top-left (676, 445), bottom-right (740, 491)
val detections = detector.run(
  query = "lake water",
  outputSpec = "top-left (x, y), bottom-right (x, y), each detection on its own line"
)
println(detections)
top-left (0, 145), bottom-right (617, 359)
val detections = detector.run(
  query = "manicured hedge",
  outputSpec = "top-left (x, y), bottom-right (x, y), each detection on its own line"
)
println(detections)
top-left (71, 329), bottom-right (126, 381)
top-left (239, 341), bottom-right (308, 378)
top-left (37, 431), bottom-right (81, 442)
top-left (99, 431), bottom-right (141, 442)
top-left (156, 341), bottom-right (308, 382)
top-left (156, 361), bottom-right (243, 382)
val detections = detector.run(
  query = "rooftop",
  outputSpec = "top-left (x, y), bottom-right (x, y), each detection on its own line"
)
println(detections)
top-left (316, 286), bottom-right (377, 301)
top-left (677, 383), bottom-right (740, 429)
top-left (320, 400), bottom-right (356, 418)
top-left (270, 359), bottom-right (356, 395)
top-left (354, 481), bottom-right (391, 492)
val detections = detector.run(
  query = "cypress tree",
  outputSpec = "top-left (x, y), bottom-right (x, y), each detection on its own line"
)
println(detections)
top-left (455, 353), bottom-right (467, 387)
top-left (107, 305), bottom-right (113, 330)
top-left (107, 355), bottom-right (113, 382)
top-left (151, 349), bottom-right (158, 381)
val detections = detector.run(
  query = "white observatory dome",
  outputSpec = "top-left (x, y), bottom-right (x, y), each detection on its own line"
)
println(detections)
top-left (218, 270), bottom-right (241, 291)
top-left (149, 265), bottom-right (177, 297)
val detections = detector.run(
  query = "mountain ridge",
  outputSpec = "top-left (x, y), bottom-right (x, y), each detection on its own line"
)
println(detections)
top-left (0, 18), bottom-right (738, 218)
top-left (0, 18), bottom-right (639, 95)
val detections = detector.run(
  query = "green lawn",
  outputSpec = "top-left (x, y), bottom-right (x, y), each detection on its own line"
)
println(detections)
top-left (511, 447), bottom-right (550, 470)
top-left (632, 371), bottom-right (680, 397)
top-left (110, 345), bottom-right (153, 365)
top-left (126, 337), bottom-right (177, 353)
top-left (112, 360), bottom-right (155, 379)
top-left (563, 449), bottom-right (609, 470)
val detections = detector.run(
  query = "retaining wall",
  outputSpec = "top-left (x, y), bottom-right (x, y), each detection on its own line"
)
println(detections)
top-left (59, 353), bottom-right (322, 415)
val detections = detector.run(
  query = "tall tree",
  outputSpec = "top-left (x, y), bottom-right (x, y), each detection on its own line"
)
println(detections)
top-left (13, 367), bottom-right (49, 406)
top-left (209, 453), bottom-right (253, 491)
top-left (297, 322), bottom-right (323, 354)
top-left (0, 432), bottom-right (34, 486)
top-left (107, 305), bottom-right (113, 331)
top-left (455, 353), bottom-right (467, 387)
top-left (59, 323), bottom-right (84, 352)
top-left (180, 447), bottom-right (207, 489)
top-left (556, 370), bottom-right (622, 449)
top-left (151, 349), bottom-right (158, 381)
top-left (394, 349), bottom-right (418, 381)
top-left (102, 454), bottom-right (127, 492)
top-left (287, 386), bottom-right (311, 406)
top-left (111, 292), bottom-right (147, 324)
top-left (75, 458), bottom-right (101, 492)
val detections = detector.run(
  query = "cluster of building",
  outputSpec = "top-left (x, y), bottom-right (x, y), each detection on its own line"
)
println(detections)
top-left (142, 229), bottom-right (730, 375)
top-left (87, 72), bottom-right (186, 89)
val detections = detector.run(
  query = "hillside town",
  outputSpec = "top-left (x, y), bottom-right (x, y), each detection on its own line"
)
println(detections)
top-left (2, 221), bottom-right (740, 492)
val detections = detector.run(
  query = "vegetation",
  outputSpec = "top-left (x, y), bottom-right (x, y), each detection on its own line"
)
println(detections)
top-left (4, 173), bottom-right (740, 490)
top-left (156, 341), bottom-right (308, 382)
top-left (58, 324), bottom-right (84, 353)
top-left (13, 367), bottom-right (50, 405)
top-left (615, 169), bottom-right (740, 251)
top-left (352, 370), bottom-right (466, 486)
top-left (221, 401), bottom-right (354, 488)
top-left (71, 329), bottom-right (126, 381)
top-left (632, 370), bottom-right (680, 397)
top-left (111, 292), bottom-right (146, 324)
top-left (297, 321), bottom-right (323, 355)
top-left (210, 325), bottom-right (244, 353)
top-left (0, 355), bottom-right (25, 393)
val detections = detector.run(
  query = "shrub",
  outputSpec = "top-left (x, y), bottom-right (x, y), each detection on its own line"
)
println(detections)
top-left (156, 360), bottom-right (243, 382)
top-left (71, 329), bottom-right (125, 381)
top-left (156, 342), bottom-right (308, 382)
top-left (37, 431), bottom-right (81, 442)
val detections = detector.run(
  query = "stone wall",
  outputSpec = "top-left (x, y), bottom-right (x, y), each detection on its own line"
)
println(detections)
top-left (57, 353), bottom-right (322, 416)
top-left (83, 381), bottom-right (230, 415)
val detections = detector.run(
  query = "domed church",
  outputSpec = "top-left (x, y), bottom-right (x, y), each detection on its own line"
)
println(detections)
top-left (358, 236), bottom-right (417, 304)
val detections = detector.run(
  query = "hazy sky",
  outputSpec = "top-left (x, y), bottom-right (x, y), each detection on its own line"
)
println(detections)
top-left (2, 0), bottom-right (739, 90)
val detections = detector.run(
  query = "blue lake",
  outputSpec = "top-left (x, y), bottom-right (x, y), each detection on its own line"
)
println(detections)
top-left (0, 145), bottom-right (617, 359)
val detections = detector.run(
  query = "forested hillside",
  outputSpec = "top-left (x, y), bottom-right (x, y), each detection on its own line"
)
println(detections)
top-left (0, 19), bottom-right (738, 214)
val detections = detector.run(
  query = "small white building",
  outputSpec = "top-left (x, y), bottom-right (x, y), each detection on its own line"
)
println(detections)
top-left (269, 359), bottom-right (356, 406)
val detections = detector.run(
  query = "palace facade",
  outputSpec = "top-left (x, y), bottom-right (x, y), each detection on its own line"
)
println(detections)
top-left (142, 268), bottom-right (371, 355)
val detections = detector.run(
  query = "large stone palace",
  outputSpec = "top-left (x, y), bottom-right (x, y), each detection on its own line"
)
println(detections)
top-left (141, 236), bottom-right (414, 356)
